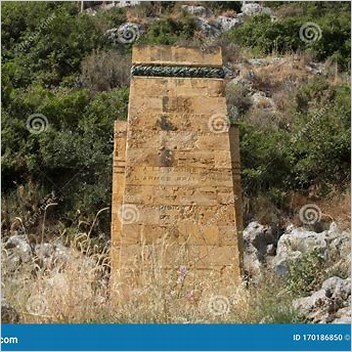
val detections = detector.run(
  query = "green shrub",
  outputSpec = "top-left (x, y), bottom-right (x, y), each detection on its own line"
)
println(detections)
top-left (1, 1), bottom-right (351, 239)
top-left (205, 1), bottom-right (242, 13)
top-left (94, 6), bottom-right (127, 29)
top-left (286, 249), bottom-right (325, 296)
top-left (289, 80), bottom-right (351, 189)
top-left (2, 86), bottom-right (129, 236)
top-left (226, 3), bottom-right (351, 69)
top-left (1, 2), bottom-right (133, 236)
top-left (138, 16), bottom-right (197, 45)
top-left (226, 14), bottom-right (301, 55)
top-left (247, 273), bottom-right (303, 323)
top-left (239, 122), bottom-right (291, 196)
top-left (239, 76), bottom-right (350, 202)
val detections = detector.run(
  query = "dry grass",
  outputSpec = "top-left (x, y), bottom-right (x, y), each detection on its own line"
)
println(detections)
top-left (2, 233), bottom-right (301, 324)
top-left (126, 2), bottom-right (157, 24)
top-left (274, 4), bottom-right (304, 19)
top-left (80, 50), bottom-right (131, 92)
top-left (2, 234), bottom-right (109, 323)
top-left (316, 190), bottom-right (351, 231)
top-left (287, 188), bottom-right (351, 230)
top-left (243, 194), bottom-right (283, 227)
top-left (249, 55), bottom-right (311, 93)
top-left (220, 9), bottom-right (237, 17)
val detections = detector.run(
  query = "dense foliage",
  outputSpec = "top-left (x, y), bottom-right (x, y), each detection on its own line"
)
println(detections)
top-left (2, 2), bottom-right (130, 234)
top-left (240, 77), bottom-right (351, 201)
top-left (1, 1), bottom-right (350, 238)
top-left (227, 2), bottom-right (351, 69)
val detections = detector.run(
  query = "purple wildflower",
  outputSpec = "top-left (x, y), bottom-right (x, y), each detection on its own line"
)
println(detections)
top-left (177, 265), bottom-right (187, 284)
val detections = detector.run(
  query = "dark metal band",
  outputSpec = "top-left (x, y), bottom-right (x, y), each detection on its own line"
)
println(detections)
top-left (131, 65), bottom-right (225, 78)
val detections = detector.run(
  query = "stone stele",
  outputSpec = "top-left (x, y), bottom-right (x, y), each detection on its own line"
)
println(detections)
top-left (111, 45), bottom-right (244, 294)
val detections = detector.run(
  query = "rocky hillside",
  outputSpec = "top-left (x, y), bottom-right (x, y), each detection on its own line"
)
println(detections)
top-left (1, 1), bottom-right (351, 323)
top-left (243, 221), bottom-right (350, 323)
top-left (2, 219), bottom-right (350, 323)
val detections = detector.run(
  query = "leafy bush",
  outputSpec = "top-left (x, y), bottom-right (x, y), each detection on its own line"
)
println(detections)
top-left (226, 14), bottom-right (301, 55)
top-left (246, 272), bottom-right (302, 323)
top-left (226, 3), bottom-right (351, 69)
top-left (94, 6), bottom-right (127, 29)
top-left (138, 16), bottom-right (197, 45)
top-left (2, 86), bottom-right (129, 235)
top-left (289, 79), bottom-right (351, 189)
top-left (1, 2), bottom-right (133, 236)
top-left (1, 1), bottom-right (351, 238)
top-left (286, 249), bottom-right (325, 296)
top-left (286, 241), bottom-right (350, 298)
top-left (205, 1), bottom-right (242, 14)
top-left (239, 76), bottom-right (350, 203)
top-left (240, 122), bottom-right (291, 197)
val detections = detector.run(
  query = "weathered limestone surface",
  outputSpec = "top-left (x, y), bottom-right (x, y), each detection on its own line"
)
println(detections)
top-left (111, 120), bottom-right (127, 273)
top-left (111, 46), bottom-right (243, 291)
top-left (132, 45), bottom-right (223, 67)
